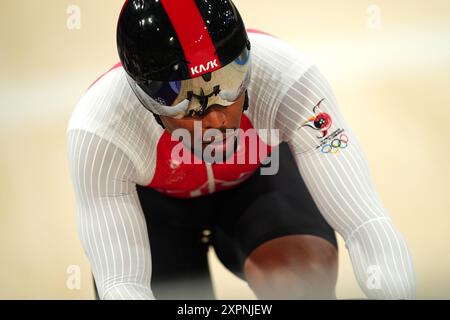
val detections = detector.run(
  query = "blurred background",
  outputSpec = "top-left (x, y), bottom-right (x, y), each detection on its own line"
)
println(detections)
top-left (0, 0), bottom-right (449, 299)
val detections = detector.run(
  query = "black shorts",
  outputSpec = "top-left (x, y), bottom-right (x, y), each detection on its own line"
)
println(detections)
top-left (135, 142), bottom-right (337, 300)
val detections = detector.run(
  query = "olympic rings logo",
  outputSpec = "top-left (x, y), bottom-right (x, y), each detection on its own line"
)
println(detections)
top-left (321, 134), bottom-right (349, 154)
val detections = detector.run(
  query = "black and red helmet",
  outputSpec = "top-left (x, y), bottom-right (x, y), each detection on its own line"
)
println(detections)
top-left (117, 0), bottom-right (252, 118)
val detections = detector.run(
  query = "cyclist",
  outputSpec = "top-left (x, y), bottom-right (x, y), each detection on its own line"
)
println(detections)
top-left (67, 0), bottom-right (415, 299)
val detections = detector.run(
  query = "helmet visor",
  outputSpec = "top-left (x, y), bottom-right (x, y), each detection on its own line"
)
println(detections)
top-left (127, 47), bottom-right (252, 119)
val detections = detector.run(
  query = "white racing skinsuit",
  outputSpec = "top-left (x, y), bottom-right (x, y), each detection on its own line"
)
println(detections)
top-left (67, 31), bottom-right (416, 299)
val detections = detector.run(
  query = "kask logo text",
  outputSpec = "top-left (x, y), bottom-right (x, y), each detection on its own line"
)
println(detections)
top-left (191, 59), bottom-right (219, 76)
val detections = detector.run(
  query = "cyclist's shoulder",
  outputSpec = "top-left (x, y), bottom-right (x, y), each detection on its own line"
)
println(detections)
top-left (72, 63), bottom-right (128, 112)
top-left (67, 64), bottom-right (162, 184)
top-left (246, 31), bottom-right (315, 131)
top-left (68, 62), bottom-right (161, 137)
top-left (87, 62), bottom-right (124, 91)
top-left (248, 30), bottom-right (314, 77)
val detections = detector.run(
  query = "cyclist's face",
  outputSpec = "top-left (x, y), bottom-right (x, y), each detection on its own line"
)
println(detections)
top-left (160, 93), bottom-right (245, 150)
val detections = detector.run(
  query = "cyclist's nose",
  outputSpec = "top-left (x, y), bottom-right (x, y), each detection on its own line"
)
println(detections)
top-left (202, 106), bottom-right (226, 130)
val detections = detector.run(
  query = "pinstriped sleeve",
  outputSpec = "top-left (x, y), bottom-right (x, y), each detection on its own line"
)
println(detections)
top-left (67, 129), bottom-right (155, 300)
top-left (277, 65), bottom-right (416, 299)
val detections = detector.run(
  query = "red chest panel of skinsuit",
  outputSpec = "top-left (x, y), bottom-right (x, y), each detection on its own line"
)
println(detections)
top-left (147, 114), bottom-right (271, 198)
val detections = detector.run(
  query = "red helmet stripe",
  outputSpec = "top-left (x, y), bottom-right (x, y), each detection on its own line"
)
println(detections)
top-left (161, 0), bottom-right (221, 78)
top-left (119, 0), bottom-right (130, 18)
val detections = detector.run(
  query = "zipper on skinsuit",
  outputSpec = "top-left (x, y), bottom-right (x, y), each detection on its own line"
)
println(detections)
top-left (205, 163), bottom-right (215, 194)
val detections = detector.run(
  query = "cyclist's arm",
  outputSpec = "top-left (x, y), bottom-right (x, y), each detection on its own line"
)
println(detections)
top-left (278, 65), bottom-right (416, 299)
top-left (67, 129), bottom-right (154, 300)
